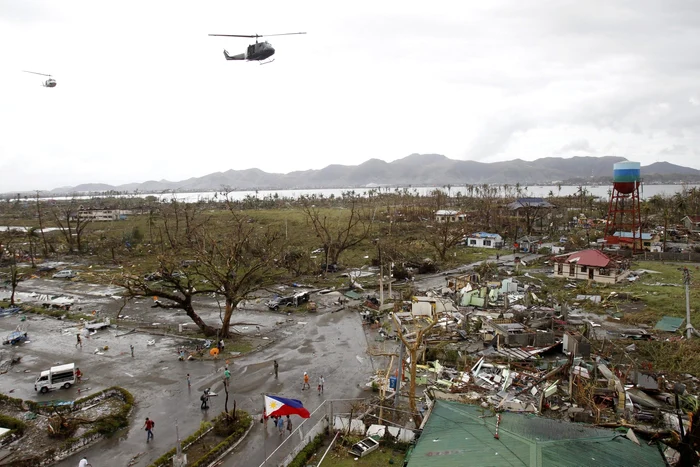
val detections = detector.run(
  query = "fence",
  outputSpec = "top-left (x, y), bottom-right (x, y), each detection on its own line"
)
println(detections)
top-left (259, 398), bottom-right (366, 467)
top-left (603, 248), bottom-right (700, 262)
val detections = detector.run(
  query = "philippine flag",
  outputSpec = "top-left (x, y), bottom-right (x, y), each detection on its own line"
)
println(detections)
top-left (264, 395), bottom-right (311, 419)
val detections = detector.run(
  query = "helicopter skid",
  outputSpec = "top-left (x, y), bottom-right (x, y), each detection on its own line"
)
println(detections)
top-left (260, 59), bottom-right (275, 65)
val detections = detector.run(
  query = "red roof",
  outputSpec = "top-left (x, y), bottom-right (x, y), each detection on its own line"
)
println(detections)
top-left (565, 249), bottom-right (611, 268)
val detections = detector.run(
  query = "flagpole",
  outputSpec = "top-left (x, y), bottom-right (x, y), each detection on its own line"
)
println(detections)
top-left (262, 393), bottom-right (266, 466)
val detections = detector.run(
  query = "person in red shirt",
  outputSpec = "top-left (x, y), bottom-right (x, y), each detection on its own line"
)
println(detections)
top-left (143, 417), bottom-right (155, 442)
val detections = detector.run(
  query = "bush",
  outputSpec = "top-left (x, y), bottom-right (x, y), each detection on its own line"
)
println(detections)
top-left (288, 433), bottom-right (324, 467)
top-left (213, 410), bottom-right (250, 437)
top-left (0, 414), bottom-right (26, 438)
top-left (149, 421), bottom-right (212, 467)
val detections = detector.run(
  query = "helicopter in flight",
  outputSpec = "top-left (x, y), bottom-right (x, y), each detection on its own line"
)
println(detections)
top-left (23, 71), bottom-right (56, 87)
top-left (208, 32), bottom-right (306, 64)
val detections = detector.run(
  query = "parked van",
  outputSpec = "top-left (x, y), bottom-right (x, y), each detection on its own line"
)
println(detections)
top-left (52, 270), bottom-right (77, 279)
top-left (34, 363), bottom-right (76, 393)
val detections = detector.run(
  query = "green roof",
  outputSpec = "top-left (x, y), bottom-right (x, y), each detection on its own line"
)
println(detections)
top-left (406, 400), bottom-right (666, 467)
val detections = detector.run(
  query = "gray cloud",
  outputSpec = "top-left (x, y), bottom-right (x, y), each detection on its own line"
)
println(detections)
top-left (555, 139), bottom-right (595, 155)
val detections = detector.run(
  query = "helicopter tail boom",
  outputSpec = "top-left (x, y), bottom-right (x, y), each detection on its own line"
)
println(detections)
top-left (223, 50), bottom-right (246, 61)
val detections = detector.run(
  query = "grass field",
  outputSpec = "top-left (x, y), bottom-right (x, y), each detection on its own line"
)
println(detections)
top-left (619, 260), bottom-right (700, 328)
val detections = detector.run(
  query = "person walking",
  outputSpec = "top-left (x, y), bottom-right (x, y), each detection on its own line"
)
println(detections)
top-left (302, 372), bottom-right (310, 390)
top-left (75, 367), bottom-right (82, 383)
top-left (286, 415), bottom-right (292, 435)
top-left (273, 360), bottom-right (279, 379)
top-left (201, 389), bottom-right (210, 410)
top-left (76, 334), bottom-right (82, 348)
top-left (187, 373), bottom-right (191, 387)
top-left (143, 417), bottom-right (155, 442)
top-left (224, 368), bottom-right (231, 388)
top-left (78, 457), bottom-right (91, 467)
top-left (277, 415), bottom-right (285, 435)
top-left (130, 344), bottom-right (134, 357)
top-left (317, 375), bottom-right (324, 395)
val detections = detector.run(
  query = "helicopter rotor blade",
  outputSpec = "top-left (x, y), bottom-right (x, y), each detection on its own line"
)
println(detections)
top-left (208, 32), bottom-right (306, 38)
top-left (23, 70), bottom-right (52, 77)
top-left (208, 34), bottom-right (261, 38)
top-left (258, 32), bottom-right (307, 37)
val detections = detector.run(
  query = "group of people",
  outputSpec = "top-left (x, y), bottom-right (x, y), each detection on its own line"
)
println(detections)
top-left (264, 413), bottom-right (293, 436)
top-left (301, 371), bottom-right (324, 395)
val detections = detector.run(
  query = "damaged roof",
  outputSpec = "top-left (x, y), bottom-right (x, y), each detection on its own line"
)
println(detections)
top-left (564, 249), bottom-right (612, 268)
top-left (407, 400), bottom-right (666, 467)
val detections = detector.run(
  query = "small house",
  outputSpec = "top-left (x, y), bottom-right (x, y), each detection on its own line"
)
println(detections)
top-left (434, 210), bottom-right (466, 223)
top-left (609, 231), bottom-right (658, 251)
top-left (516, 235), bottom-right (542, 253)
top-left (465, 232), bottom-right (503, 249)
top-left (553, 249), bottom-right (629, 284)
top-left (507, 197), bottom-right (555, 213)
top-left (681, 215), bottom-right (700, 232)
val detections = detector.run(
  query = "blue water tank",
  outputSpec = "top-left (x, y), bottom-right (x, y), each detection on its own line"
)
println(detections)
top-left (613, 161), bottom-right (641, 194)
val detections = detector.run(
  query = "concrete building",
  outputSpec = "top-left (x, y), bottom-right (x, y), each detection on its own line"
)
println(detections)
top-left (465, 232), bottom-right (503, 249)
top-left (552, 249), bottom-right (629, 284)
top-left (434, 210), bottom-right (466, 223)
top-left (72, 207), bottom-right (131, 222)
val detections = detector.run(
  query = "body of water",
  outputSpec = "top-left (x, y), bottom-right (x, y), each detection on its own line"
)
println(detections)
top-left (42, 184), bottom-right (698, 203)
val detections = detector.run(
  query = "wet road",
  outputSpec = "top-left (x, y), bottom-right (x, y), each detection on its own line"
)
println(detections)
top-left (0, 290), bottom-right (373, 467)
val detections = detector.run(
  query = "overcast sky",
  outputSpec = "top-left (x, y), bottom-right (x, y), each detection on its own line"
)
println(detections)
top-left (2, 0), bottom-right (700, 192)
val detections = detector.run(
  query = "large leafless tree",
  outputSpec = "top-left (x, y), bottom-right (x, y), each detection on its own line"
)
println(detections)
top-left (301, 193), bottom-right (373, 268)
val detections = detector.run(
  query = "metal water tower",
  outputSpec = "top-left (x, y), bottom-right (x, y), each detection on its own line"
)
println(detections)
top-left (604, 161), bottom-right (643, 252)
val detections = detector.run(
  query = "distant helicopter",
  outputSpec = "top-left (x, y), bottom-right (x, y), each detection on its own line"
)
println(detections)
top-left (208, 32), bottom-right (306, 64)
top-left (23, 71), bottom-right (56, 87)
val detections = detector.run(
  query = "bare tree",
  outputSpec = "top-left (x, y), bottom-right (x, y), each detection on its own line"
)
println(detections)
top-left (301, 193), bottom-right (373, 269)
top-left (424, 217), bottom-right (465, 262)
top-left (191, 207), bottom-right (283, 338)
top-left (1, 234), bottom-right (23, 306)
top-left (50, 201), bottom-right (91, 253)
top-left (35, 192), bottom-right (50, 257)
top-left (391, 312), bottom-right (438, 423)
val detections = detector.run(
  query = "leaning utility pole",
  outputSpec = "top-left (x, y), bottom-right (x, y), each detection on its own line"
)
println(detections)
top-left (685, 267), bottom-right (693, 339)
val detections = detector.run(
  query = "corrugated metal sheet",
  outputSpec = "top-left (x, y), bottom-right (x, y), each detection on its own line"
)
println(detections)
top-left (407, 400), bottom-right (666, 467)
top-left (654, 316), bottom-right (685, 332)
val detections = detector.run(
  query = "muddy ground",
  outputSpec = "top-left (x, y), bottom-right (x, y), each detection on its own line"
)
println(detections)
top-left (0, 276), bottom-right (377, 467)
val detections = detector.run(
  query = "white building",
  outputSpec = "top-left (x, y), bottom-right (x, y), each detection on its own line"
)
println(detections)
top-left (72, 207), bottom-right (131, 222)
top-left (465, 232), bottom-right (503, 249)
top-left (434, 210), bottom-right (466, 223)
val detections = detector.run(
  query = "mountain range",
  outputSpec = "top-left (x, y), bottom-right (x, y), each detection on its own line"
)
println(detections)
top-left (49, 155), bottom-right (700, 194)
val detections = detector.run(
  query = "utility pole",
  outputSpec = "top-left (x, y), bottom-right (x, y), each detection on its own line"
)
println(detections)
top-left (684, 267), bottom-right (693, 339)
top-left (173, 418), bottom-right (187, 466)
top-left (394, 341), bottom-right (403, 407)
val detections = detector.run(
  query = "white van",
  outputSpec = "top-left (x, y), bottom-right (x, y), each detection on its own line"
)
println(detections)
top-left (52, 269), bottom-right (77, 279)
top-left (34, 363), bottom-right (76, 393)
